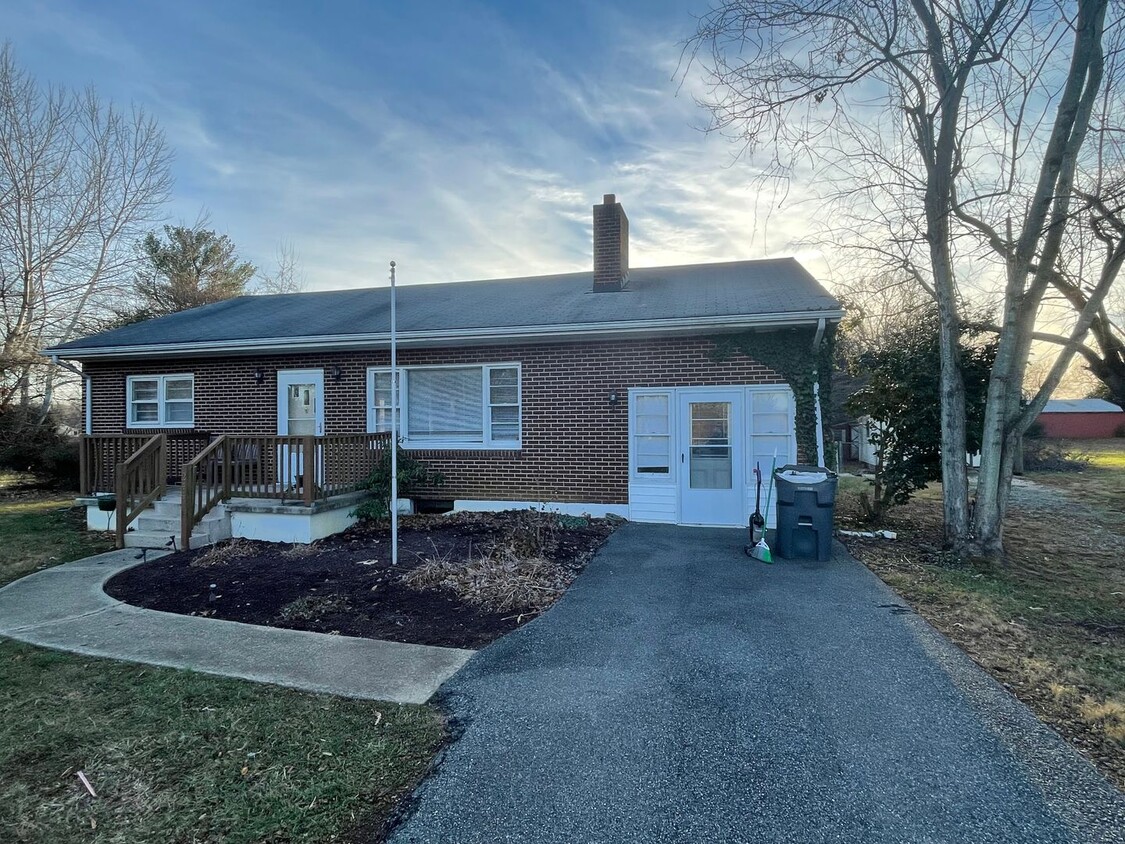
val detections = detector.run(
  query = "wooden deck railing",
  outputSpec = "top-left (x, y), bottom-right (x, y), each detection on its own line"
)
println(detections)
top-left (175, 432), bottom-right (393, 546)
top-left (114, 434), bottom-right (166, 549)
top-left (80, 435), bottom-right (153, 495)
top-left (80, 431), bottom-right (211, 494)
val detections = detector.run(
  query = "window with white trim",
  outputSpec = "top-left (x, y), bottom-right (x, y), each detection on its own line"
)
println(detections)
top-left (369, 369), bottom-right (401, 434)
top-left (748, 390), bottom-right (793, 475)
top-left (126, 374), bottom-right (195, 428)
top-left (367, 364), bottom-right (521, 448)
top-left (631, 391), bottom-right (673, 478)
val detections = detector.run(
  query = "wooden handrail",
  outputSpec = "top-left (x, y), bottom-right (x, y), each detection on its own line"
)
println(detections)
top-left (114, 434), bottom-right (166, 549)
top-left (86, 433), bottom-right (395, 547)
top-left (181, 435), bottom-right (228, 550)
top-left (80, 434), bottom-right (158, 495)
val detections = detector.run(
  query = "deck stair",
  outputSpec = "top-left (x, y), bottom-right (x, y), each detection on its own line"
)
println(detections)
top-left (122, 487), bottom-right (231, 551)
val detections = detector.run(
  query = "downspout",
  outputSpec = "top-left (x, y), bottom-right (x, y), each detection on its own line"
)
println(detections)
top-left (811, 319), bottom-right (826, 468)
top-left (84, 375), bottom-right (92, 435)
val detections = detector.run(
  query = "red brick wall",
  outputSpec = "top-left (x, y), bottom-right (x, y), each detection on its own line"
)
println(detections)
top-left (1037, 412), bottom-right (1125, 439)
top-left (84, 336), bottom-right (784, 505)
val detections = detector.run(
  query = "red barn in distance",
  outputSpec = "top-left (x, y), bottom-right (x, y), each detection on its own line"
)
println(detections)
top-left (1036, 398), bottom-right (1125, 439)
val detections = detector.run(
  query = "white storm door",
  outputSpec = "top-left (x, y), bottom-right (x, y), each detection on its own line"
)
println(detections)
top-left (277, 369), bottom-right (325, 489)
top-left (678, 390), bottom-right (744, 526)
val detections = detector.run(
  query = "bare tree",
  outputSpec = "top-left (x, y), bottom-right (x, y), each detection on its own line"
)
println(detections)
top-left (688, 0), bottom-right (1122, 556)
top-left (0, 44), bottom-right (171, 424)
top-left (253, 241), bottom-right (306, 295)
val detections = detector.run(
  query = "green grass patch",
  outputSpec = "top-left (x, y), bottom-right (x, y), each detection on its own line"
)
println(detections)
top-left (0, 494), bottom-right (114, 587)
top-left (0, 640), bottom-right (445, 843)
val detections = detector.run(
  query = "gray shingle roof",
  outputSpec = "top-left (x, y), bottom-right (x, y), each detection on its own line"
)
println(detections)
top-left (49, 258), bottom-right (841, 358)
top-left (1042, 398), bottom-right (1124, 413)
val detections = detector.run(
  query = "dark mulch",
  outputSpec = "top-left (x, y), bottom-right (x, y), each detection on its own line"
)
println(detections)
top-left (105, 511), bottom-right (618, 650)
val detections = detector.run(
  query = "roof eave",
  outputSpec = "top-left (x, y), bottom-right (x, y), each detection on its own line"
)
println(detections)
top-left (44, 309), bottom-right (846, 361)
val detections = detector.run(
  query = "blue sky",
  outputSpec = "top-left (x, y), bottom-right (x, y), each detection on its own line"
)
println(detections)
top-left (6, 0), bottom-right (825, 290)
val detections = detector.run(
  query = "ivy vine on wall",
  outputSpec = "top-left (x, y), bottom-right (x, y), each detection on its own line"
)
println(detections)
top-left (708, 324), bottom-right (837, 465)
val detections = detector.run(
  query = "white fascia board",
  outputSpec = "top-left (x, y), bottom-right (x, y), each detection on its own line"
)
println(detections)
top-left (46, 309), bottom-right (846, 361)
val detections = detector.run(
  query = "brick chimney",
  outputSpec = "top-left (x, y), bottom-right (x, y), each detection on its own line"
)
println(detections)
top-left (593, 193), bottom-right (628, 292)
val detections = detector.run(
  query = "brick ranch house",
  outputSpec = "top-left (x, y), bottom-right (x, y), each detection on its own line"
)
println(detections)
top-left (47, 195), bottom-right (843, 548)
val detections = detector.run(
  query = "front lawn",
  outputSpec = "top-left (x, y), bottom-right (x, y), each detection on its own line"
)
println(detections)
top-left (0, 482), bottom-right (114, 586)
top-left (0, 640), bottom-right (444, 843)
top-left (0, 476), bottom-right (445, 843)
top-left (836, 440), bottom-right (1125, 790)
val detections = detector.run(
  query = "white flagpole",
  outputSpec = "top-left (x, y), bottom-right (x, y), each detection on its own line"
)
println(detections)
top-left (389, 260), bottom-right (398, 567)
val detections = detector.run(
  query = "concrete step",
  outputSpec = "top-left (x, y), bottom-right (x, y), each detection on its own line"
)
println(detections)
top-left (135, 508), bottom-right (227, 534)
top-left (122, 529), bottom-right (210, 551)
top-left (129, 491), bottom-right (230, 549)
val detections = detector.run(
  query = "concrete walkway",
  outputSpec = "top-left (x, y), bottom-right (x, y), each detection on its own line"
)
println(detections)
top-left (390, 523), bottom-right (1125, 844)
top-left (0, 549), bottom-right (473, 704)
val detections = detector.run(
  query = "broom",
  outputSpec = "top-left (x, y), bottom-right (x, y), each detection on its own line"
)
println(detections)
top-left (750, 454), bottom-right (777, 563)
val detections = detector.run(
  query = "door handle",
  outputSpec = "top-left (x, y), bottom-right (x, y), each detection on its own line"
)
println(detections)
top-left (681, 453), bottom-right (685, 463)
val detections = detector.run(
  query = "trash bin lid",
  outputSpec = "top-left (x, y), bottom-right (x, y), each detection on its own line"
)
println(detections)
top-left (777, 469), bottom-right (831, 484)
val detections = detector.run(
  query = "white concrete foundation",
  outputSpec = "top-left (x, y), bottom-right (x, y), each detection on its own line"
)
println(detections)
top-left (226, 495), bottom-right (365, 544)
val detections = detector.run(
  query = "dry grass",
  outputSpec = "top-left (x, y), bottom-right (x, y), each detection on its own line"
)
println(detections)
top-left (190, 538), bottom-right (256, 568)
top-left (280, 541), bottom-right (322, 560)
top-left (398, 511), bottom-right (599, 615)
top-left (403, 547), bottom-right (571, 615)
top-left (278, 593), bottom-right (353, 622)
top-left (835, 453), bottom-right (1125, 790)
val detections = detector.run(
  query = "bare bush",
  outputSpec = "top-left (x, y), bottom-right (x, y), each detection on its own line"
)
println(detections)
top-left (403, 542), bottom-right (573, 614)
top-left (190, 538), bottom-right (256, 568)
top-left (1024, 443), bottom-right (1091, 472)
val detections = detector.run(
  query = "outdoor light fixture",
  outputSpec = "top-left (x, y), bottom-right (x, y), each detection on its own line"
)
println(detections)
top-left (253, 367), bottom-right (264, 385)
top-left (331, 364), bottom-right (343, 382)
top-left (608, 390), bottom-right (620, 406)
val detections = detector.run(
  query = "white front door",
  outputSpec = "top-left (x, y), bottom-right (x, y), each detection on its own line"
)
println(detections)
top-left (277, 370), bottom-right (324, 437)
top-left (277, 370), bottom-right (324, 490)
top-left (678, 390), bottom-right (744, 526)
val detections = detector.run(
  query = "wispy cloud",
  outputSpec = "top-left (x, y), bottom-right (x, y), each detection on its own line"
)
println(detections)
top-left (5, 0), bottom-right (831, 291)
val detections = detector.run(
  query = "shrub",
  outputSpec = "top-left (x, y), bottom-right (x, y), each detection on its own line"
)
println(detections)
top-left (353, 445), bottom-right (444, 521)
top-left (1024, 440), bottom-right (1090, 471)
top-left (0, 407), bottom-right (80, 486)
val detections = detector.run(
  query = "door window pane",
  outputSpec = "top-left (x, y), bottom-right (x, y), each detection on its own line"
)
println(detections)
top-left (753, 392), bottom-right (789, 413)
top-left (689, 401), bottom-right (732, 489)
top-left (754, 413), bottom-right (789, 434)
top-left (633, 393), bottom-right (671, 476)
top-left (287, 383), bottom-right (317, 436)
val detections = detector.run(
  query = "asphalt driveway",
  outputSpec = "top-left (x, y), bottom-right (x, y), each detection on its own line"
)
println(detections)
top-left (389, 523), bottom-right (1125, 844)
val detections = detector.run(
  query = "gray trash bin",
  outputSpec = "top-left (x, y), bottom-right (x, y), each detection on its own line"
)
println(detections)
top-left (774, 464), bottom-right (838, 561)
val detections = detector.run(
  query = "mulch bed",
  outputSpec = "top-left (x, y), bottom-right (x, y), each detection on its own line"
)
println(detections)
top-left (105, 511), bottom-right (618, 650)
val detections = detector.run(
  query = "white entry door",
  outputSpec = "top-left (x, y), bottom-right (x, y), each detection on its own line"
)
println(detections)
top-left (277, 369), bottom-right (325, 490)
top-left (678, 390), bottom-right (744, 526)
